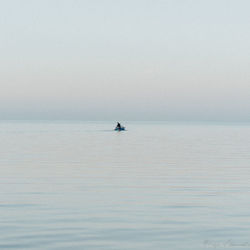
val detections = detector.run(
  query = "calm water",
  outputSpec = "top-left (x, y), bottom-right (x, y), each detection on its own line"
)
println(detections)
top-left (1, 121), bottom-right (250, 250)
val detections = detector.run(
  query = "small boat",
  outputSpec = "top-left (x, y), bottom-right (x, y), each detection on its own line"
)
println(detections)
top-left (114, 126), bottom-right (125, 131)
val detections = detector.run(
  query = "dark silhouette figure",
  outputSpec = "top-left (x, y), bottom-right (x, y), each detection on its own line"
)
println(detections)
top-left (116, 122), bottom-right (121, 129)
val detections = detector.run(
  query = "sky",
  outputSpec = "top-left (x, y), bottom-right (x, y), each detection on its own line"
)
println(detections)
top-left (1, 0), bottom-right (250, 121)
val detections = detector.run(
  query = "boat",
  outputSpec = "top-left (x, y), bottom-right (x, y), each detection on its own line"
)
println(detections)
top-left (114, 126), bottom-right (125, 131)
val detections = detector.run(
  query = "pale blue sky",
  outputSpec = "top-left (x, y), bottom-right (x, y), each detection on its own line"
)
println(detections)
top-left (1, 0), bottom-right (250, 121)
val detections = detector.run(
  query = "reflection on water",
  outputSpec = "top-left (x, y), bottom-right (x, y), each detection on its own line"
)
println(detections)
top-left (1, 121), bottom-right (250, 249)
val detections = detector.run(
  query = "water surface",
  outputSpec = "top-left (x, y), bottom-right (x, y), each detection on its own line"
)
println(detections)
top-left (1, 121), bottom-right (250, 249)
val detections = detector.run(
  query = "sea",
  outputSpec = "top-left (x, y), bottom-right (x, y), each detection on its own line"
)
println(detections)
top-left (1, 121), bottom-right (250, 250)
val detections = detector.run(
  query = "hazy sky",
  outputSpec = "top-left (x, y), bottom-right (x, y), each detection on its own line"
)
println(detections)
top-left (1, 0), bottom-right (250, 121)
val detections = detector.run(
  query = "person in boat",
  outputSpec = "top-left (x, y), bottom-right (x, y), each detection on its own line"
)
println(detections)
top-left (116, 122), bottom-right (121, 129)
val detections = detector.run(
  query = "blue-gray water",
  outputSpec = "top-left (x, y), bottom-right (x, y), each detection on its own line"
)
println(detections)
top-left (1, 121), bottom-right (250, 250)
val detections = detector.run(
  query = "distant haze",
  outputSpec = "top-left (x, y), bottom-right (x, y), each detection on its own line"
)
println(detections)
top-left (1, 0), bottom-right (250, 121)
